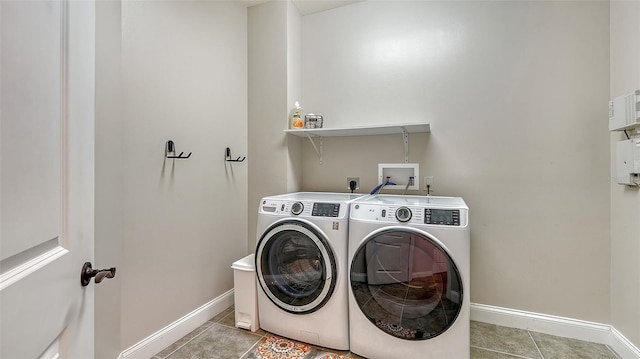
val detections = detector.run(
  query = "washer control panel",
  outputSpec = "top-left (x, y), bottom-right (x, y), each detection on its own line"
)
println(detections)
top-left (352, 204), bottom-right (468, 227)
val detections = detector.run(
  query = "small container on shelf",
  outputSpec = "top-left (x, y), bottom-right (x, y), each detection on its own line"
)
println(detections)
top-left (304, 114), bottom-right (323, 129)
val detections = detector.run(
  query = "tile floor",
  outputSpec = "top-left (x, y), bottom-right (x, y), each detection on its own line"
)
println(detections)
top-left (152, 306), bottom-right (620, 359)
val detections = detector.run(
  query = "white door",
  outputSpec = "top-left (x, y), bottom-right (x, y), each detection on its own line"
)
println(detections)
top-left (1, 1), bottom-right (96, 358)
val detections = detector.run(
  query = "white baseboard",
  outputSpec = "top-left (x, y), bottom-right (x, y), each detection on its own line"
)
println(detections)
top-left (611, 326), bottom-right (640, 359)
top-left (119, 289), bottom-right (234, 359)
top-left (117, 296), bottom-right (639, 359)
top-left (471, 303), bottom-right (640, 358)
top-left (471, 303), bottom-right (611, 344)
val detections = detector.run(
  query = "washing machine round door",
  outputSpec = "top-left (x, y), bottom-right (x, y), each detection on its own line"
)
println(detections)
top-left (350, 228), bottom-right (463, 340)
top-left (256, 220), bottom-right (337, 314)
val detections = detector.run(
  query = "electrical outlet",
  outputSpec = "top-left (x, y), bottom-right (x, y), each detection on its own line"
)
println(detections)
top-left (347, 177), bottom-right (360, 191)
top-left (424, 176), bottom-right (434, 190)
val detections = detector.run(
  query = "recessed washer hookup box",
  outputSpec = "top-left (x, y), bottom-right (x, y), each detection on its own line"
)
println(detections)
top-left (377, 163), bottom-right (420, 191)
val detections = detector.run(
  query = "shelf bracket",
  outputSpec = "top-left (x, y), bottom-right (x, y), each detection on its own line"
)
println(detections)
top-left (401, 126), bottom-right (409, 163)
top-left (305, 133), bottom-right (324, 163)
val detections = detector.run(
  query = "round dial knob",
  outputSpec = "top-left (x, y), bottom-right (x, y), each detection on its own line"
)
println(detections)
top-left (291, 202), bottom-right (304, 215)
top-left (395, 206), bottom-right (412, 222)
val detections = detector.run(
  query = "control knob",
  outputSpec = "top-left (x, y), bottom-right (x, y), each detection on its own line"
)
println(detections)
top-left (395, 206), bottom-right (412, 222)
top-left (291, 202), bottom-right (304, 215)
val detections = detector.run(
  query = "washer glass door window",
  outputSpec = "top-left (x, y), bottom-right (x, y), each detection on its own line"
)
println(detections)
top-left (257, 221), bottom-right (337, 314)
top-left (350, 229), bottom-right (463, 340)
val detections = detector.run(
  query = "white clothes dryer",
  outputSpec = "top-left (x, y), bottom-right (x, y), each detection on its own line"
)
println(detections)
top-left (255, 192), bottom-right (365, 350)
top-left (348, 195), bottom-right (470, 359)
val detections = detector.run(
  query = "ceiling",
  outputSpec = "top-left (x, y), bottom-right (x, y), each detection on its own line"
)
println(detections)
top-left (240, 0), bottom-right (364, 15)
top-left (291, 0), bottom-right (363, 15)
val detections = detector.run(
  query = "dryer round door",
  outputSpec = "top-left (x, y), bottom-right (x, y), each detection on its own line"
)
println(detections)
top-left (256, 220), bottom-right (337, 314)
top-left (350, 228), bottom-right (463, 340)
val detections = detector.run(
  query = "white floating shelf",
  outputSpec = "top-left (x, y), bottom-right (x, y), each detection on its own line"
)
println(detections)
top-left (284, 123), bottom-right (430, 163)
top-left (284, 123), bottom-right (430, 137)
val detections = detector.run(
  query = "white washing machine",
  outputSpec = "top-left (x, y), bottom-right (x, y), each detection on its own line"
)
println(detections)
top-left (255, 192), bottom-right (365, 350)
top-left (348, 195), bottom-right (470, 359)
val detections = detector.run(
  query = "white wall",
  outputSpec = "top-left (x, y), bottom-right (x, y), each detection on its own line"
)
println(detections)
top-left (301, 1), bottom-right (611, 323)
top-left (119, 1), bottom-right (248, 348)
top-left (248, 1), bottom-right (288, 251)
top-left (247, 1), bottom-right (302, 251)
top-left (610, 0), bottom-right (640, 348)
top-left (95, 0), bottom-right (123, 357)
top-left (286, 0), bottom-right (303, 194)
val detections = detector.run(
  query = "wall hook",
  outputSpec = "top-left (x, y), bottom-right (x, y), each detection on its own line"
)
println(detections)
top-left (225, 147), bottom-right (245, 162)
top-left (165, 140), bottom-right (191, 159)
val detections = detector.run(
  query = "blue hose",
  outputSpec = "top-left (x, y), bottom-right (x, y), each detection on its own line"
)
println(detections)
top-left (370, 181), bottom-right (396, 195)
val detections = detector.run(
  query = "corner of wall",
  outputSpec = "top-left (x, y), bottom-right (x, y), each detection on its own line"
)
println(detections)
top-left (609, 0), bottom-right (640, 349)
top-left (95, 0), bottom-right (124, 357)
top-left (247, 0), bottom-right (290, 251)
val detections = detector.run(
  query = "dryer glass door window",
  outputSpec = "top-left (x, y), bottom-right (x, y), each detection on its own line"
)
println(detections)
top-left (350, 229), bottom-right (463, 340)
top-left (257, 221), bottom-right (337, 314)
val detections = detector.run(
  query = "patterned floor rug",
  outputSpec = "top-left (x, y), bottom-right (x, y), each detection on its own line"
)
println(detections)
top-left (245, 335), bottom-right (350, 359)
